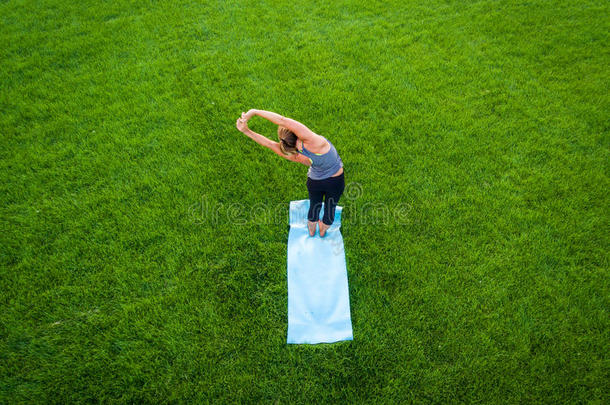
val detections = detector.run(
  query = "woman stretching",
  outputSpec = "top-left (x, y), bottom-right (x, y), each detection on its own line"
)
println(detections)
top-left (236, 109), bottom-right (345, 237)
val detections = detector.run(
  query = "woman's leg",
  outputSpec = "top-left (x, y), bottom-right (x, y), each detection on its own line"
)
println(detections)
top-left (320, 174), bottom-right (345, 235)
top-left (306, 178), bottom-right (325, 235)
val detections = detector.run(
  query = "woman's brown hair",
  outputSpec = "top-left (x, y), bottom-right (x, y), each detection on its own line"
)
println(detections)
top-left (278, 126), bottom-right (298, 155)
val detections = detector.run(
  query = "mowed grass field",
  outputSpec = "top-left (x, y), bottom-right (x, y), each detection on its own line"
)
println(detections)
top-left (1, 0), bottom-right (608, 402)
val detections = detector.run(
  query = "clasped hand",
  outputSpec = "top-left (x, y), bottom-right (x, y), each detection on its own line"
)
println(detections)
top-left (236, 109), bottom-right (257, 133)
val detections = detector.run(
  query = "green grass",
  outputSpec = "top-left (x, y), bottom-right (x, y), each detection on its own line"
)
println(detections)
top-left (1, 0), bottom-right (608, 402)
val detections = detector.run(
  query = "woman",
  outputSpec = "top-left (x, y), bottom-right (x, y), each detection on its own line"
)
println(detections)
top-left (236, 109), bottom-right (345, 237)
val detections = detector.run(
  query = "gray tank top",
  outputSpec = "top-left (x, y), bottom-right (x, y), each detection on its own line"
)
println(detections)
top-left (298, 136), bottom-right (343, 180)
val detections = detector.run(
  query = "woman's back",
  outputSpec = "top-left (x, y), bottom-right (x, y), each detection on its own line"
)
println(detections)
top-left (299, 136), bottom-right (343, 180)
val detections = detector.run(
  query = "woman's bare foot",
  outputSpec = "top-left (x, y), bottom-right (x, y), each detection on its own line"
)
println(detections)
top-left (307, 220), bottom-right (317, 236)
top-left (318, 220), bottom-right (330, 237)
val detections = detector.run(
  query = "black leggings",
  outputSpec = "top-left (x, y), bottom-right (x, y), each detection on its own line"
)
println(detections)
top-left (306, 172), bottom-right (345, 225)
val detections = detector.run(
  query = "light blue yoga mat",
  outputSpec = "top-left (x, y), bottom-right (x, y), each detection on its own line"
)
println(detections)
top-left (287, 199), bottom-right (353, 344)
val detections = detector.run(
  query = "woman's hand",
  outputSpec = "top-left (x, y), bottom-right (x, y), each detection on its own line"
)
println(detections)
top-left (236, 116), bottom-right (249, 133)
top-left (237, 109), bottom-right (257, 133)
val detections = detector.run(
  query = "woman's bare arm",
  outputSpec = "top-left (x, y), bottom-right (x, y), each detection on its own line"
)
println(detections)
top-left (241, 127), bottom-right (275, 149)
top-left (247, 109), bottom-right (317, 141)
top-left (240, 127), bottom-right (311, 166)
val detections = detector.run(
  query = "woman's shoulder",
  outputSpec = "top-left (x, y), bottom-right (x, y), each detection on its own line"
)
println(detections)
top-left (302, 134), bottom-right (329, 151)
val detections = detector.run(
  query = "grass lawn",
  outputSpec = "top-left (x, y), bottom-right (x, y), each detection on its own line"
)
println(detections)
top-left (1, 0), bottom-right (608, 402)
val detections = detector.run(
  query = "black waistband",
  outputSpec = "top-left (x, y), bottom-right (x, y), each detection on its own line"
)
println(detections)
top-left (307, 171), bottom-right (344, 182)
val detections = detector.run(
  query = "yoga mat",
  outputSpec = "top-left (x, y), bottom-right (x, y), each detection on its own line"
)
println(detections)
top-left (287, 199), bottom-right (353, 344)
